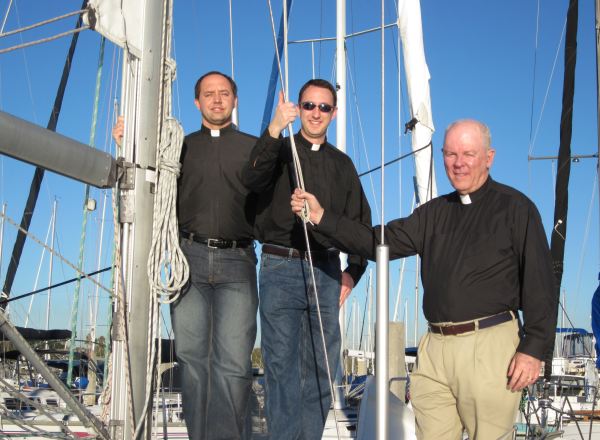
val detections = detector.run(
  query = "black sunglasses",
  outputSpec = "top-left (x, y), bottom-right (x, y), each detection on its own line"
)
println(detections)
top-left (300, 101), bottom-right (334, 113)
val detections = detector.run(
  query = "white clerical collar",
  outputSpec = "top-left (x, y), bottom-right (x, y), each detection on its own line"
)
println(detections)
top-left (311, 143), bottom-right (320, 151)
top-left (210, 129), bottom-right (220, 137)
top-left (459, 194), bottom-right (472, 205)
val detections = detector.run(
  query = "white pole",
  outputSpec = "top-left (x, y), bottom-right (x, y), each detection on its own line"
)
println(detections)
top-left (414, 255), bottom-right (420, 346)
top-left (404, 299), bottom-right (408, 342)
top-left (228, 0), bottom-right (238, 126)
top-left (283, 0), bottom-right (289, 104)
top-left (392, 264), bottom-right (404, 321)
top-left (367, 268), bottom-right (373, 354)
top-left (376, 245), bottom-right (389, 440)
top-left (352, 298), bottom-right (357, 349)
top-left (334, 0), bottom-right (348, 412)
top-left (0, 203), bottom-right (6, 316)
top-left (46, 199), bottom-right (57, 332)
top-left (376, 0), bottom-right (389, 435)
top-left (25, 209), bottom-right (53, 328)
top-left (336, 0), bottom-right (346, 154)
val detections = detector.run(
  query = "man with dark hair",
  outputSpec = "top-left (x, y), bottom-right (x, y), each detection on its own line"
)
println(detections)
top-left (194, 70), bottom-right (238, 102)
top-left (291, 119), bottom-right (557, 440)
top-left (114, 71), bottom-right (258, 440)
top-left (242, 78), bottom-right (371, 439)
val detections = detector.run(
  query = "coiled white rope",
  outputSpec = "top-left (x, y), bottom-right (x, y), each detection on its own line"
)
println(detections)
top-left (146, 115), bottom-right (188, 304)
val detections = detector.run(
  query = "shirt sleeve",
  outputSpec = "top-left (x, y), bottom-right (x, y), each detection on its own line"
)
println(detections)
top-left (242, 129), bottom-right (283, 193)
top-left (317, 203), bottom-right (423, 261)
top-left (514, 201), bottom-right (558, 360)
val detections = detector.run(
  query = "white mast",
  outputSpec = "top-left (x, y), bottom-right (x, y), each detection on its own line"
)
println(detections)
top-left (335, 0), bottom-right (348, 412)
top-left (375, 0), bottom-right (390, 436)
top-left (45, 198), bottom-right (56, 332)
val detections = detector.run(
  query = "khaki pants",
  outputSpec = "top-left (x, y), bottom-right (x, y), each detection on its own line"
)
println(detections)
top-left (410, 317), bottom-right (521, 440)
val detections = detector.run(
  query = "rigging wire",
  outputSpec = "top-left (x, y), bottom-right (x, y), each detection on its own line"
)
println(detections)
top-left (358, 142), bottom-right (431, 177)
top-left (527, 0), bottom-right (541, 157)
top-left (346, 64), bottom-right (381, 220)
top-left (380, 0), bottom-right (386, 243)
top-left (572, 172), bottom-right (597, 320)
top-left (23, 206), bottom-right (54, 328)
top-left (528, 17), bottom-right (568, 157)
top-left (12, 0), bottom-right (38, 125)
top-left (0, 266), bottom-right (112, 306)
top-left (0, 0), bottom-right (13, 34)
top-left (66, 35), bottom-right (106, 388)
top-left (0, 8), bottom-right (86, 38)
top-left (0, 213), bottom-right (112, 295)
top-left (0, 25), bottom-right (90, 55)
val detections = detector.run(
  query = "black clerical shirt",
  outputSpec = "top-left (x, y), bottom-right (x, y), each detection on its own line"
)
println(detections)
top-left (317, 177), bottom-right (556, 359)
top-left (178, 124), bottom-right (258, 240)
top-left (242, 130), bottom-right (371, 285)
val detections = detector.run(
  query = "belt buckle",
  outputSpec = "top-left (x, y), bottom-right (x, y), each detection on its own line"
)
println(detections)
top-left (207, 238), bottom-right (219, 249)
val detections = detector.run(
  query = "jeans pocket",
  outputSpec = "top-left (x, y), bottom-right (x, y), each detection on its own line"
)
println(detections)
top-left (260, 253), bottom-right (287, 271)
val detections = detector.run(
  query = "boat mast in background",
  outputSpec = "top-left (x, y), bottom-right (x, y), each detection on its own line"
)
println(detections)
top-left (335, 0), bottom-right (348, 413)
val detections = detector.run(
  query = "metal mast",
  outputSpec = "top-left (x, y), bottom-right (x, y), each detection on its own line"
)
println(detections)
top-left (108, 1), bottom-right (165, 438)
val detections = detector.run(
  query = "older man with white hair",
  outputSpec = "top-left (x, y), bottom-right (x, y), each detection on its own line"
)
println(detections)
top-left (291, 119), bottom-right (557, 440)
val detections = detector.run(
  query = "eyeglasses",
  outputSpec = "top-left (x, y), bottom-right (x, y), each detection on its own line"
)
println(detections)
top-left (300, 101), bottom-right (334, 113)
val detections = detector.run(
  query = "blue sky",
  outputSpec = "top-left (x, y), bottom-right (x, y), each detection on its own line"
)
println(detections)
top-left (0, 0), bottom-right (598, 347)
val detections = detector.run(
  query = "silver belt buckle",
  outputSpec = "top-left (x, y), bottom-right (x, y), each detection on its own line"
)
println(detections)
top-left (207, 238), bottom-right (218, 249)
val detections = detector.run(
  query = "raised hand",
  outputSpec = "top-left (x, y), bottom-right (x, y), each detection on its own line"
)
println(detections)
top-left (268, 90), bottom-right (298, 138)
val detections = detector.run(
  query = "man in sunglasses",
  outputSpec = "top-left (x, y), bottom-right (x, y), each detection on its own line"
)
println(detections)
top-left (243, 78), bottom-right (371, 439)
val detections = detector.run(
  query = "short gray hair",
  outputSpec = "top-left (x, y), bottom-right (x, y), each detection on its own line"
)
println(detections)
top-left (444, 119), bottom-right (492, 150)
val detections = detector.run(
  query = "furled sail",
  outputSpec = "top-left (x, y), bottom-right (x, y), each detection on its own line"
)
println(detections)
top-left (83, 0), bottom-right (143, 57)
top-left (397, 0), bottom-right (437, 203)
top-left (550, 0), bottom-right (578, 376)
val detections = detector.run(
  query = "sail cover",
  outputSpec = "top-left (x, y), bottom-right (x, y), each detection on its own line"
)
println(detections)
top-left (397, 0), bottom-right (437, 203)
top-left (83, 0), bottom-right (143, 57)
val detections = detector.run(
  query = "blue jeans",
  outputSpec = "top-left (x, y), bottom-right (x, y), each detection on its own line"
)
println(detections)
top-left (259, 250), bottom-right (342, 440)
top-left (171, 239), bottom-right (258, 440)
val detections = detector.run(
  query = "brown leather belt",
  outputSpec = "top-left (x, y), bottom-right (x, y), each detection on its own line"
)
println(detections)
top-left (262, 244), bottom-right (339, 260)
top-left (429, 311), bottom-right (514, 336)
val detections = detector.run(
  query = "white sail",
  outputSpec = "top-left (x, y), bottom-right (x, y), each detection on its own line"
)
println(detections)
top-left (397, 0), bottom-right (437, 204)
top-left (83, 0), bottom-right (143, 57)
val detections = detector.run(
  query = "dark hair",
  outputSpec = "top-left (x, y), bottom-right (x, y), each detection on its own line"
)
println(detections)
top-left (297, 79), bottom-right (337, 107)
top-left (194, 71), bottom-right (238, 99)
